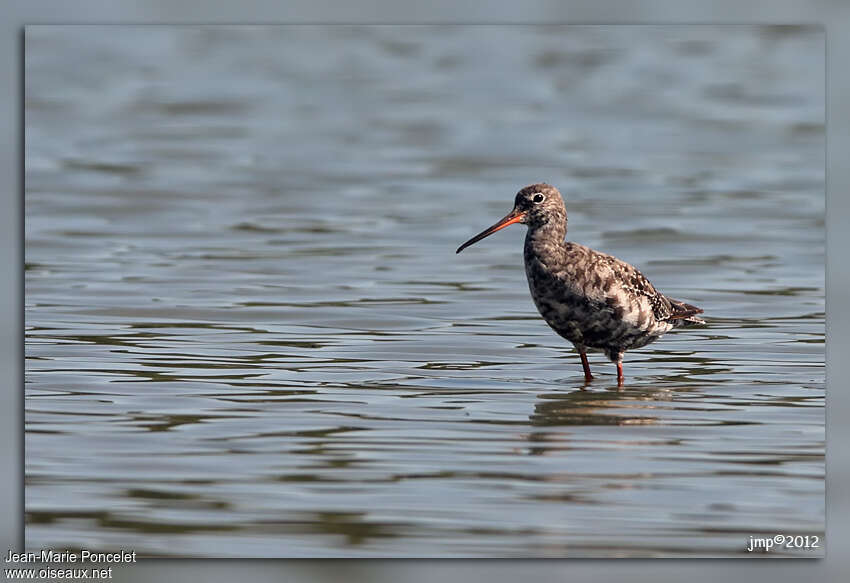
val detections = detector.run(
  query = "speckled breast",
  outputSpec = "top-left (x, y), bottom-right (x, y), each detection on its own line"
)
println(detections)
top-left (522, 251), bottom-right (670, 352)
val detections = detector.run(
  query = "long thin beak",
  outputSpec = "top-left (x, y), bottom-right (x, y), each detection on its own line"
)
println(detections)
top-left (456, 209), bottom-right (526, 254)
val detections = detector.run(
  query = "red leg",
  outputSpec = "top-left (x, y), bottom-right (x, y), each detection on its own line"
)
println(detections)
top-left (579, 348), bottom-right (593, 383)
top-left (616, 359), bottom-right (624, 388)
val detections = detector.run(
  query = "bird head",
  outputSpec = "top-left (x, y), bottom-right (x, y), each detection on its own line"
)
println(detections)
top-left (456, 183), bottom-right (565, 253)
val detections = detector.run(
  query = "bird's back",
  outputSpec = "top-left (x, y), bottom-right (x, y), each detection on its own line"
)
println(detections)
top-left (523, 240), bottom-right (703, 352)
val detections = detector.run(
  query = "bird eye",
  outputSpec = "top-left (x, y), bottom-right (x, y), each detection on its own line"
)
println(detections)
top-left (532, 193), bottom-right (545, 204)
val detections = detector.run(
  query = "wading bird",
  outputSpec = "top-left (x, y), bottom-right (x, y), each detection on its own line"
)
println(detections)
top-left (456, 183), bottom-right (704, 386)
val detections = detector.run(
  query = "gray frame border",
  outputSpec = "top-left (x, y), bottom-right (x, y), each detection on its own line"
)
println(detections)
top-left (5, 2), bottom-right (845, 582)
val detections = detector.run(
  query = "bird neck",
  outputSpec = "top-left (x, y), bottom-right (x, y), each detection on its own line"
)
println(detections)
top-left (524, 218), bottom-right (567, 260)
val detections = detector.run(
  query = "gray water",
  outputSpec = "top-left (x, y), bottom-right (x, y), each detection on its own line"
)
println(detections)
top-left (25, 26), bottom-right (824, 557)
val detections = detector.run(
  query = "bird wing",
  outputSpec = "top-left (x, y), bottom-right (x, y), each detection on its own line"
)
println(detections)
top-left (605, 256), bottom-right (675, 321)
top-left (606, 258), bottom-right (705, 325)
top-left (563, 243), bottom-right (701, 324)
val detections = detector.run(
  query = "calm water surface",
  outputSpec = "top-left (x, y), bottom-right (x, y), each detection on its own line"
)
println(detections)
top-left (25, 26), bottom-right (824, 557)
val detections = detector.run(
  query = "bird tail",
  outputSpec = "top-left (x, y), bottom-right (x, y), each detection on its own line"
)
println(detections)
top-left (667, 299), bottom-right (705, 326)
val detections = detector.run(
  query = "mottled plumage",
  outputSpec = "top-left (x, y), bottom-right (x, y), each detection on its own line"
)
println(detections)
top-left (457, 183), bottom-right (704, 386)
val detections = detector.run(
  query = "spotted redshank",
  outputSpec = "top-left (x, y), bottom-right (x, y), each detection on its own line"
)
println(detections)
top-left (456, 183), bottom-right (704, 387)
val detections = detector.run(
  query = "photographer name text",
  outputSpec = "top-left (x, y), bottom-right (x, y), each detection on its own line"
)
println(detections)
top-left (5, 549), bottom-right (136, 564)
